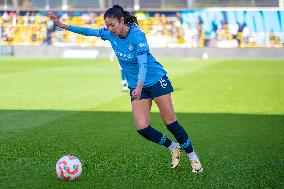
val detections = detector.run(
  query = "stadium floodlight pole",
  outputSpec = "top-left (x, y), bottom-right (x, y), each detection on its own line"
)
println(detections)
top-left (12, 0), bottom-right (18, 9)
top-left (4, 0), bottom-right (7, 10)
top-left (250, 0), bottom-right (256, 6)
top-left (134, 0), bottom-right (140, 11)
top-left (161, 0), bottom-right (166, 9)
top-left (187, 0), bottom-right (196, 8)
top-left (108, 0), bottom-right (112, 7)
top-left (62, 0), bottom-right (68, 11)
top-left (45, 0), bottom-right (50, 10)
top-left (280, 0), bottom-right (284, 8)
top-left (99, 0), bottom-right (105, 10)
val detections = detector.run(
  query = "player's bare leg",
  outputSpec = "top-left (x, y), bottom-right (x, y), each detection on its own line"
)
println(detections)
top-left (132, 98), bottom-right (180, 168)
top-left (154, 93), bottom-right (203, 173)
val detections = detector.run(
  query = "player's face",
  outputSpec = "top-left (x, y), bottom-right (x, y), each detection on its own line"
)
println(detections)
top-left (105, 17), bottom-right (125, 36)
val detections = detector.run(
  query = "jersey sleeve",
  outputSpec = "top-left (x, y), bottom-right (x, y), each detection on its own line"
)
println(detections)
top-left (135, 32), bottom-right (149, 84)
top-left (98, 28), bottom-right (113, 41)
top-left (67, 25), bottom-right (112, 41)
top-left (136, 32), bottom-right (150, 56)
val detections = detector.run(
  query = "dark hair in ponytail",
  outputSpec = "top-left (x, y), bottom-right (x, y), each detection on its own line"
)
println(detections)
top-left (104, 5), bottom-right (139, 26)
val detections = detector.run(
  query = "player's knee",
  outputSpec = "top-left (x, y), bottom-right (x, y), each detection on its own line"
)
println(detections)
top-left (162, 114), bottom-right (176, 125)
top-left (135, 120), bottom-right (149, 130)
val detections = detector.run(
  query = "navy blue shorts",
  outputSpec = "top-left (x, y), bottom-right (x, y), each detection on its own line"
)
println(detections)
top-left (129, 75), bottom-right (174, 102)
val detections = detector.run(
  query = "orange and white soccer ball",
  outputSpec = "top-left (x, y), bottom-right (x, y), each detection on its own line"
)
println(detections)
top-left (56, 155), bottom-right (82, 181)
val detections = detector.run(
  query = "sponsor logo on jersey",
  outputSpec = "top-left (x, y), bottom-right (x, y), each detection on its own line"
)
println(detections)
top-left (139, 43), bottom-right (147, 48)
top-left (128, 44), bottom-right (133, 51)
top-left (114, 50), bottom-right (134, 61)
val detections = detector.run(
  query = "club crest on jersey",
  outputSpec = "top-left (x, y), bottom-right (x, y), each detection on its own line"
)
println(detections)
top-left (159, 78), bottom-right (168, 88)
top-left (128, 44), bottom-right (133, 51)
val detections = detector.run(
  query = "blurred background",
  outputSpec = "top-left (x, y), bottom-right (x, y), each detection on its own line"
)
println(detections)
top-left (0, 0), bottom-right (283, 59)
top-left (1, 2), bottom-right (283, 188)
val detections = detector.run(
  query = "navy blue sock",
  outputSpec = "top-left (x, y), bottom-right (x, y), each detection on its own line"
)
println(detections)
top-left (167, 121), bottom-right (193, 153)
top-left (137, 125), bottom-right (172, 148)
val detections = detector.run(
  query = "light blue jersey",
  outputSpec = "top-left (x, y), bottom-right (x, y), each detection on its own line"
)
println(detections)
top-left (67, 24), bottom-right (166, 88)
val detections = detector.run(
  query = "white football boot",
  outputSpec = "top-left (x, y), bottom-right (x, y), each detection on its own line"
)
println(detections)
top-left (190, 159), bottom-right (203, 173)
top-left (170, 146), bottom-right (181, 169)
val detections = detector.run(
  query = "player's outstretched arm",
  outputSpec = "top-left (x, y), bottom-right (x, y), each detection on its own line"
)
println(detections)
top-left (47, 13), bottom-right (67, 29)
top-left (47, 12), bottom-right (102, 37)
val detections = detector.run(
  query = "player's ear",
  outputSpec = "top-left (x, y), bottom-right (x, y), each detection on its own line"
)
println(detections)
top-left (119, 17), bottom-right (125, 25)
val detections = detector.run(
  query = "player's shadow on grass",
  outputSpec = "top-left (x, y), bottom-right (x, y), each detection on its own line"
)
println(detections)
top-left (1, 110), bottom-right (283, 188)
top-left (1, 109), bottom-right (283, 148)
top-left (1, 109), bottom-right (283, 140)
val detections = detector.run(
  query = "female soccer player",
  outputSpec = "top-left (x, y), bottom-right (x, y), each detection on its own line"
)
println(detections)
top-left (47, 5), bottom-right (203, 173)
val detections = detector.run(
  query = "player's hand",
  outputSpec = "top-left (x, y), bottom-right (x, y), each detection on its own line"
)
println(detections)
top-left (132, 88), bottom-right (142, 100)
top-left (47, 12), bottom-right (64, 28)
top-left (132, 81), bottom-right (143, 100)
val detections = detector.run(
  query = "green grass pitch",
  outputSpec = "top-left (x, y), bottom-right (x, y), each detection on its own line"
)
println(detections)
top-left (0, 57), bottom-right (283, 188)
